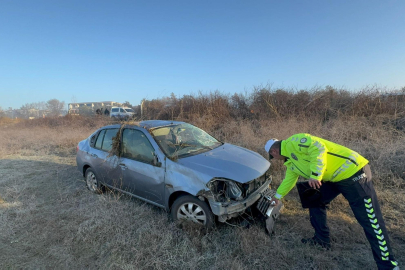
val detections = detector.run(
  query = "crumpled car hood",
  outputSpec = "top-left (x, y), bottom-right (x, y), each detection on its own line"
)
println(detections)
top-left (176, 143), bottom-right (270, 184)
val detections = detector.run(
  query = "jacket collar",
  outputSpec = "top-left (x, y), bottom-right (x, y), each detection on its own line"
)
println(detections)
top-left (280, 140), bottom-right (286, 157)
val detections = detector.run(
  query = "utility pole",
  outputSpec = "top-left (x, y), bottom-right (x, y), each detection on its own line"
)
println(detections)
top-left (141, 100), bottom-right (145, 118)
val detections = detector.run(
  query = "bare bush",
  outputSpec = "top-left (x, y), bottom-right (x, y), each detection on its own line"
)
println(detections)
top-left (137, 86), bottom-right (405, 134)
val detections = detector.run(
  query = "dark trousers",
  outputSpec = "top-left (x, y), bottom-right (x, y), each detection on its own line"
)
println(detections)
top-left (309, 165), bottom-right (398, 270)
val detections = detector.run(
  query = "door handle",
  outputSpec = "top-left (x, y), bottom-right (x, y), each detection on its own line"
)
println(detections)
top-left (119, 163), bottom-right (128, 169)
top-left (91, 153), bottom-right (98, 158)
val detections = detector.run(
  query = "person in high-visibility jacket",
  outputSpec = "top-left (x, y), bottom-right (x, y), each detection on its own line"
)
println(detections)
top-left (265, 133), bottom-right (398, 270)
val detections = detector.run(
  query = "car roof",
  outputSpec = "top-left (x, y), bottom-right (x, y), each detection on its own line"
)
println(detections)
top-left (98, 120), bottom-right (185, 131)
top-left (100, 124), bottom-right (122, 130)
top-left (139, 120), bottom-right (184, 129)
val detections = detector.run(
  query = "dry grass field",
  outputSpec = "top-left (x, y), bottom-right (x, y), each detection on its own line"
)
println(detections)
top-left (0, 113), bottom-right (404, 269)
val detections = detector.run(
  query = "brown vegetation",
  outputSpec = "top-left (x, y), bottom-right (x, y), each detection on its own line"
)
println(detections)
top-left (141, 86), bottom-right (405, 127)
top-left (0, 87), bottom-right (404, 269)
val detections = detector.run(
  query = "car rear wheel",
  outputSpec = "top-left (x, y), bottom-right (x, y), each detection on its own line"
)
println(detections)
top-left (171, 195), bottom-right (214, 228)
top-left (85, 168), bottom-right (103, 194)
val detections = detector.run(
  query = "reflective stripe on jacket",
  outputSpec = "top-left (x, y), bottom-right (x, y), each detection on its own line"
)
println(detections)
top-left (274, 133), bottom-right (369, 199)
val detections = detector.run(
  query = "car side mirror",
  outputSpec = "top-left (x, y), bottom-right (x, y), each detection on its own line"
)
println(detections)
top-left (153, 152), bottom-right (162, 167)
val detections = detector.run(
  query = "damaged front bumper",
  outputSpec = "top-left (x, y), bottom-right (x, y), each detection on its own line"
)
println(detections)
top-left (265, 202), bottom-right (283, 233)
top-left (207, 178), bottom-right (280, 222)
top-left (256, 190), bottom-right (284, 233)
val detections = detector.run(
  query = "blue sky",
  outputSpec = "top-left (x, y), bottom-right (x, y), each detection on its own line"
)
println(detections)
top-left (1, 0), bottom-right (404, 110)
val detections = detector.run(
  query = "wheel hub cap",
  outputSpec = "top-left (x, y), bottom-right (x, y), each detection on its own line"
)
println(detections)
top-left (177, 202), bottom-right (207, 225)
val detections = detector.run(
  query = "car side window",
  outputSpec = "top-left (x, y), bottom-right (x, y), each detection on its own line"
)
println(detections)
top-left (101, 128), bottom-right (119, 151)
top-left (122, 129), bottom-right (155, 164)
top-left (95, 130), bottom-right (106, 149)
top-left (112, 108), bottom-right (118, 113)
top-left (119, 108), bottom-right (124, 113)
top-left (90, 131), bottom-right (100, 147)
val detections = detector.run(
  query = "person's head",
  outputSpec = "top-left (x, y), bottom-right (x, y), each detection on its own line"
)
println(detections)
top-left (264, 139), bottom-right (283, 160)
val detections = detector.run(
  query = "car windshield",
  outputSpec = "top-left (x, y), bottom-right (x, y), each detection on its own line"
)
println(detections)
top-left (150, 123), bottom-right (222, 159)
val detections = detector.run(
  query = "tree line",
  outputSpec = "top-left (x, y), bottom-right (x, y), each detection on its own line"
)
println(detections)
top-left (0, 99), bottom-right (65, 119)
top-left (140, 85), bottom-right (405, 130)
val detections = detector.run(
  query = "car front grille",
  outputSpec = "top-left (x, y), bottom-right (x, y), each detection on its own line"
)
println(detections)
top-left (242, 173), bottom-right (268, 197)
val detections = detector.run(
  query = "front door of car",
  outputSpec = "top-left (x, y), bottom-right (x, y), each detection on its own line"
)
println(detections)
top-left (119, 128), bottom-right (165, 206)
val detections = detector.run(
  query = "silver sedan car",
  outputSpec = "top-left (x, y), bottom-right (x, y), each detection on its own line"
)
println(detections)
top-left (76, 120), bottom-right (280, 228)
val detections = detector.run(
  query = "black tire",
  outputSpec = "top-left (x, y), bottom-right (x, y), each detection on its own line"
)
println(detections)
top-left (171, 195), bottom-right (214, 228)
top-left (85, 168), bottom-right (103, 194)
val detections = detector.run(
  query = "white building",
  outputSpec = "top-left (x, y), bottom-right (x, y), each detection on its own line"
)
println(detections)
top-left (68, 101), bottom-right (121, 115)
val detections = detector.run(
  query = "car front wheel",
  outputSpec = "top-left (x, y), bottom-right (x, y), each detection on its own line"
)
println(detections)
top-left (85, 168), bottom-right (103, 194)
top-left (171, 195), bottom-right (214, 228)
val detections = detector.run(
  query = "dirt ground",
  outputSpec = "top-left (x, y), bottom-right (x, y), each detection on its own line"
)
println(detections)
top-left (0, 118), bottom-right (404, 269)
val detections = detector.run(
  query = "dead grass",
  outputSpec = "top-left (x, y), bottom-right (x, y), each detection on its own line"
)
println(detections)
top-left (0, 116), bottom-right (404, 269)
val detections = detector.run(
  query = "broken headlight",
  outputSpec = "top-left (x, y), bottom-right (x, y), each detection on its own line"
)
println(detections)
top-left (207, 178), bottom-right (243, 202)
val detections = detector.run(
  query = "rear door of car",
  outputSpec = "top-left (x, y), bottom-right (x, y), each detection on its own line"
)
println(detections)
top-left (119, 127), bottom-right (165, 206)
top-left (83, 131), bottom-right (104, 176)
top-left (91, 128), bottom-right (121, 187)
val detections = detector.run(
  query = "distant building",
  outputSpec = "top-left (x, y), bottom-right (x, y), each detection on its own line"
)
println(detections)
top-left (68, 101), bottom-right (121, 115)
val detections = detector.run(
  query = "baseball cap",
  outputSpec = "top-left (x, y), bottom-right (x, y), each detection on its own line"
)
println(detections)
top-left (264, 139), bottom-right (278, 159)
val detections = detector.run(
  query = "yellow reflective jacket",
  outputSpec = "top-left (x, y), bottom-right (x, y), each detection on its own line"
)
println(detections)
top-left (274, 133), bottom-right (369, 199)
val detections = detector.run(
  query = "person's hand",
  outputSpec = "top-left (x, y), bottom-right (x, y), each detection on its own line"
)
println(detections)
top-left (308, 178), bottom-right (322, 189)
top-left (270, 197), bottom-right (279, 206)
